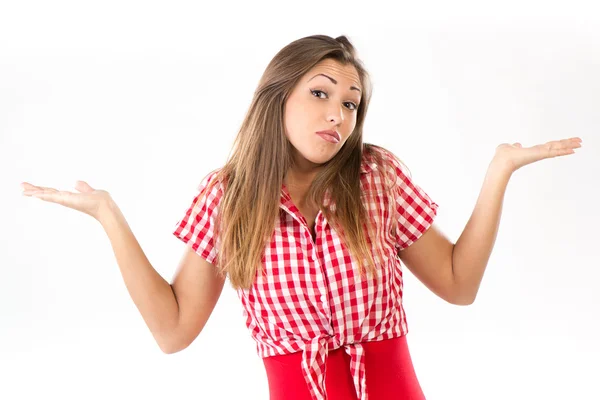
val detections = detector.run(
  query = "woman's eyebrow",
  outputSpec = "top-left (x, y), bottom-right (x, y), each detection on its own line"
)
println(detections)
top-left (308, 73), bottom-right (361, 93)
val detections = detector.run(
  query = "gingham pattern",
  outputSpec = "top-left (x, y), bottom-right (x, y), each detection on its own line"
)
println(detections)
top-left (173, 147), bottom-right (438, 400)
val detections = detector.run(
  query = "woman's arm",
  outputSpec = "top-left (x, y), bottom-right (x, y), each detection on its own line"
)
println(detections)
top-left (399, 137), bottom-right (582, 305)
top-left (450, 163), bottom-right (510, 304)
top-left (100, 200), bottom-right (226, 354)
top-left (99, 201), bottom-right (182, 351)
top-left (398, 161), bottom-right (510, 306)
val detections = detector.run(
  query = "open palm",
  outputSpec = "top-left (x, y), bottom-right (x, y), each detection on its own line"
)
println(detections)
top-left (493, 137), bottom-right (582, 173)
top-left (21, 180), bottom-right (112, 220)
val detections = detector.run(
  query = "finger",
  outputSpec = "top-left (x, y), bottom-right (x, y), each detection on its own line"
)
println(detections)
top-left (554, 138), bottom-right (582, 150)
top-left (556, 137), bottom-right (582, 147)
top-left (21, 183), bottom-right (59, 193)
top-left (22, 190), bottom-right (43, 196)
top-left (23, 186), bottom-right (60, 196)
top-left (31, 190), bottom-right (73, 206)
top-left (545, 141), bottom-right (577, 157)
top-left (568, 139), bottom-right (583, 148)
top-left (23, 189), bottom-right (58, 197)
top-left (74, 180), bottom-right (95, 193)
top-left (26, 188), bottom-right (59, 197)
top-left (21, 182), bottom-right (40, 191)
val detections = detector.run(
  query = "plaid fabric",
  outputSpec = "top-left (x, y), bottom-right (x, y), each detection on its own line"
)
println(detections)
top-left (173, 147), bottom-right (438, 400)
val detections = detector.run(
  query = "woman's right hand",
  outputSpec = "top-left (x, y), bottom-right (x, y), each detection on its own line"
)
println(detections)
top-left (21, 180), bottom-right (114, 221)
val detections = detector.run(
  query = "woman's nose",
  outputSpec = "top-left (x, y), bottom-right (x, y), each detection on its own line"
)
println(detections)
top-left (326, 108), bottom-right (343, 124)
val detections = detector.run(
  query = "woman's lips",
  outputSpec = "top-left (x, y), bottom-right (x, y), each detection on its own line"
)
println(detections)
top-left (316, 132), bottom-right (340, 144)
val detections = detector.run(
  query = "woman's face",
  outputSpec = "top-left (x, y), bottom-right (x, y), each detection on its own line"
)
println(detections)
top-left (283, 59), bottom-right (362, 180)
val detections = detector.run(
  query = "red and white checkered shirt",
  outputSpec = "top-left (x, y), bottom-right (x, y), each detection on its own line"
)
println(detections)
top-left (173, 147), bottom-right (438, 400)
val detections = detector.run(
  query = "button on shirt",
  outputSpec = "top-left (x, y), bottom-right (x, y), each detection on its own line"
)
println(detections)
top-left (172, 147), bottom-right (439, 400)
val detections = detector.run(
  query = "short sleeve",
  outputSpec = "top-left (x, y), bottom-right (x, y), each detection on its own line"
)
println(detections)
top-left (383, 150), bottom-right (439, 251)
top-left (172, 169), bottom-right (224, 265)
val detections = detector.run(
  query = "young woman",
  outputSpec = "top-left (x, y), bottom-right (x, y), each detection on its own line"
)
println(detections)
top-left (21, 35), bottom-right (582, 400)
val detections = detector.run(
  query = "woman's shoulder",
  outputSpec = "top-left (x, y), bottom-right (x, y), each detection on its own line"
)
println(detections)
top-left (197, 167), bottom-right (226, 192)
top-left (363, 144), bottom-right (409, 178)
top-left (366, 143), bottom-right (404, 160)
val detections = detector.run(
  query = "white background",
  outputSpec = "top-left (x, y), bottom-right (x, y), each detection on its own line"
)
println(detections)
top-left (2, 1), bottom-right (599, 399)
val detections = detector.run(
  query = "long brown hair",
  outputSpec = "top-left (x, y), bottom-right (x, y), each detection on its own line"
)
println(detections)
top-left (197, 34), bottom-right (406, 290)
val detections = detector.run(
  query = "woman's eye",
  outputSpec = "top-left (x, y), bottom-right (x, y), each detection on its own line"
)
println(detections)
top-left (311, 89), bottom-right (327, 99)
top-left (311, 90), bottom-right (357, 111)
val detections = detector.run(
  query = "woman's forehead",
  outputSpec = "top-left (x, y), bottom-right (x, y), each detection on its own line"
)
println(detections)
top-left (304, 60), bottom-right (361, 91)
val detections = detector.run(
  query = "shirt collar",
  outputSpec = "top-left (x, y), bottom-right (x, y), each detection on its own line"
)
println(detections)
top-left (280, 158), bottom-right (377, 210)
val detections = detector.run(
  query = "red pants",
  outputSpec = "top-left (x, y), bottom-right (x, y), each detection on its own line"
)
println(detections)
top-left (262, 335), bottom-right (426, 400)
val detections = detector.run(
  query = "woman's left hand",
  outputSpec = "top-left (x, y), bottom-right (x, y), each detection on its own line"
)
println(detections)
top-left (491, 136), bottom-right (583, 174)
